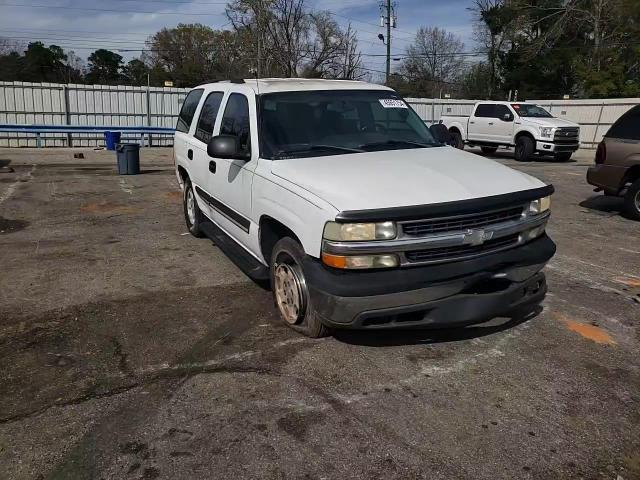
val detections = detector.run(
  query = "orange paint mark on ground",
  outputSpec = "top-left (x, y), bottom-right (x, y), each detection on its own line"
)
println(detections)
top-left (556, 313), bottom-right (616, 345)
top-left (613, 276), bottom-right (640, 288)
top-left (165, 191), bottom-right (182, 202)
top-left (81, 202), bottom-right (139, 215)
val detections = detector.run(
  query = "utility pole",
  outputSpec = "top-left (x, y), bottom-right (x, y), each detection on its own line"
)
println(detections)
top-left (380, 1), bottom-right (397, 84)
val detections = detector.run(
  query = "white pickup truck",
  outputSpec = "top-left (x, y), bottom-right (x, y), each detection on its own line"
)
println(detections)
top-left (440, 101), bottom-right (580, 161)
top-left (174, 79), bottom-right (556, 337)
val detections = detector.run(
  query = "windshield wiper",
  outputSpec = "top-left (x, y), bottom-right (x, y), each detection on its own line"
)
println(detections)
top-left (274, 144), bottom-right (364, 158)
top-left (358, 139), bottom-right (435, 150)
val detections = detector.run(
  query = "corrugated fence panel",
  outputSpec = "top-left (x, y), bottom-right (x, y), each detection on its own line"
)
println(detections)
top-left (0, 81), bottom-right (637, 148)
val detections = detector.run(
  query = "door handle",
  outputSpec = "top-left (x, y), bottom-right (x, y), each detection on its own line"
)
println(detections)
top-left (470, 121), bottom-right (475, 124)
top-left (209, 161), bottom-right (216, 174)
top-left (488, 122), bottom-right (494, 125)
top-left (187, 149), bottom-right (193, 160)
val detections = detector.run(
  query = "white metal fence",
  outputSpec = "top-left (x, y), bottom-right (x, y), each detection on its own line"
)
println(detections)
top-left (0, 80), bottom-right (638, 148)
top-left (0, 81), bottom-right (189, 147)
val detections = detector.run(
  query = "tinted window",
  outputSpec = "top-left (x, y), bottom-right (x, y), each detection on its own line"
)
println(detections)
top-left (475, 104), bottom-right (495, 118)
top-left (511, 104), bottom-right (552, 118)
top-left (494, 104), bottom-right (513, 120)
top-left (220, 93), bottom-right (251, 153)
top-left (607, 105), bottom-right (640, 140)
top-left (194, 92), bottom-right (224, 143)
top-left (176, 89), bottom-right (204, 133)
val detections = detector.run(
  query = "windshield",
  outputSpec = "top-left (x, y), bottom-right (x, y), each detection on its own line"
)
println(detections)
top-left (258, 90), bottom-right (439, 159)
top-left (511, 103), bottom-right (553, 118)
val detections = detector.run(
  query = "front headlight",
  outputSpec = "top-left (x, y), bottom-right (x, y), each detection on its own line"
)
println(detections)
top-left (323, 221), bottom-right (396, 241)
top-left (528, 196), bottom-right (551, 215)
top-left (321, 253), bottom-right (399, 269)
top-left (540, 127), bottom-right (554, 138)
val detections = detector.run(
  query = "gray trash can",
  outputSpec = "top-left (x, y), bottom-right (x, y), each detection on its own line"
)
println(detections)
top-left (116, 143), bottom-right (140, 175)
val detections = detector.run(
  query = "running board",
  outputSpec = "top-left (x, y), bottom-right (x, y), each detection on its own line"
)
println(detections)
top-left (200, 218), bottom-right (270, 282)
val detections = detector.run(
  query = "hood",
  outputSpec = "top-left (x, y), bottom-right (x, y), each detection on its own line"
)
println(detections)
top-left (522, 117), bottom-right (579, 128)
top-left (270, 146), bottom-right (547, 212)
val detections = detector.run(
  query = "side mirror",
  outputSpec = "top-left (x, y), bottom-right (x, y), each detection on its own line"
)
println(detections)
top-left (207, 135), bottom-right (249, 160)
top-left (503, 113), bottom-right (514, 122)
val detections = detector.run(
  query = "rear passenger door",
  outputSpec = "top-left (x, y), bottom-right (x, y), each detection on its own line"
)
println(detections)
top-left (174, 88), bottom-right (204, 180)
top-left (190, 90), bottom-right (225, 220)
top-left (468, 104), bottom-right (494, 142)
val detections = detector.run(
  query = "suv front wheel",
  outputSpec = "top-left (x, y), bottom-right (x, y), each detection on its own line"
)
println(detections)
top-left (624, 179), bottom-right (640, 220)
top-left (270, 237), bottom-right (330, 338)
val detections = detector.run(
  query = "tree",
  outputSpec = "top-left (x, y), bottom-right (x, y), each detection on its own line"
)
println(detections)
top-left (400, 27), bottom-right (466, 97)
top-left (123, 58), bottom-right (150, 86)
top-left (461, 62), bottom-right (492, 98)
top-left (86, 49), bottom-right (123, 85)
top-left (20, 42), bottom-right (69, 83)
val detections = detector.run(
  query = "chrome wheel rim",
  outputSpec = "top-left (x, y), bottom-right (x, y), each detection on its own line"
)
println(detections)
top-left (186, 188), bottom-right (196, 225)
top-left (274, 261), bottom-right (307, 325)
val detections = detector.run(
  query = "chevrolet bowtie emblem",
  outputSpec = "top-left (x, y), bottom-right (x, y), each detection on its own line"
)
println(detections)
top-left (464, 228), bottom-right (494, 246)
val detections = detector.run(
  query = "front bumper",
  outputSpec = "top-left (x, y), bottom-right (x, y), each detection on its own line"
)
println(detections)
top-left (304, 235), bottom-right (556, 329)
top-left (536, 140), bottom-right (580, 153)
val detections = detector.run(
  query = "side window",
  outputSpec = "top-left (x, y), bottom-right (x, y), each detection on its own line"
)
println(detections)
top-left (220, 93), bottom-right (251, 153)
top-left (494, 104), bottom-right (513, 120)
top-left (194, 92), bottom-right (224, 144)
top-left (607, 106), bottom-right (640, 140)
top-left (475, 104), bottom-right (495, 118)
top-left (176, 89), bottom-right (204, 134)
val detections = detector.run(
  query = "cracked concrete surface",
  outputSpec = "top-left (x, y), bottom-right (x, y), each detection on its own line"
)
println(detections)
top-left (0, 147), bottom-right (638, 480)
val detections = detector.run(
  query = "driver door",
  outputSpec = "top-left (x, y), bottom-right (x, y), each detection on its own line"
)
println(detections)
top-left (207, 92), bottom-right (258, 244)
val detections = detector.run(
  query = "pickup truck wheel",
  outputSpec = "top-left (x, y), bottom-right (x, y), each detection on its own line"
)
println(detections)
top-left (183, 180), bottom-right (204, 237)
top-left (554, 152), bottom-right (573, 161)
top-left (623, 179), bottom-right (640, 220)
top-left (514, 136), bottom-right (534, 161)
top-left (481, 146), bottom-right (498, 155)
top-left (270, 237), bottom-right (330, 338)
top-left (451, 131), bottom-right (464, 149)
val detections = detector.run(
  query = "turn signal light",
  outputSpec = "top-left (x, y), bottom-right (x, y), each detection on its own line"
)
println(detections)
top-left (321, 253), bottom-right (399, 269)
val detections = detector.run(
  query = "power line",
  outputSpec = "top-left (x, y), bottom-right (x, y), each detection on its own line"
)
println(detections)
top-left (0, 2), bottom-right (229, 16)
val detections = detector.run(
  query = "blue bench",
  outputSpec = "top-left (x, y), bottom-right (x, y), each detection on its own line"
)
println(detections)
top-left (0, 124), bottom-right (176, 148)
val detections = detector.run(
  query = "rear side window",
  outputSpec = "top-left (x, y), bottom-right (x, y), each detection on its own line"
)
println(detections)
top-left (176, 89), bottom-right (204, 133)
top-left (607, 105), bottom-right (640, 140)
top-left (194, 92), bottom-right (224, 143)
top-left (475, 104), bottom-right (495, 118)
top-left (220, 93), bottom-right (251, 154)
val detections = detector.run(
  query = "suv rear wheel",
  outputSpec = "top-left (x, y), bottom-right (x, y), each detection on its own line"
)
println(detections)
top-left (183, 179), bottom-right (204, 237)
top-left (624, 179), bottom-right (640, 220)
top-left (270, 237), bottom-right (330, 338)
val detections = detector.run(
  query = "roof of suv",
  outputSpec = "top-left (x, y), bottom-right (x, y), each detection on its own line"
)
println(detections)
top-left (194, 78), bottom-right (393, 94)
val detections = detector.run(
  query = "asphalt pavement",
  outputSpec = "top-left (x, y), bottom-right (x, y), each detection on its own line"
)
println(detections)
top-left (0, 146), bottom-right (638, 480)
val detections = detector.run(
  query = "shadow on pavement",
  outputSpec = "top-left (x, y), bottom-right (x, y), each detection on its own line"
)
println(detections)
top-left (580, 194), bottom-right (625, 216)
top-left (332, 305), bottom-right (542, 347)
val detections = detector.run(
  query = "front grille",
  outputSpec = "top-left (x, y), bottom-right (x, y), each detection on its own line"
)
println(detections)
top-left (405, 233), bottom-right (520, 263)
top-left (401, 206), bottom-right (524, 237)
top-left (554, 127), bottom-right (579, 144)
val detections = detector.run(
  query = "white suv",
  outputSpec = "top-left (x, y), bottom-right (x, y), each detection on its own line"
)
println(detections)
top-left (174, 79), bottom-right (556, 337)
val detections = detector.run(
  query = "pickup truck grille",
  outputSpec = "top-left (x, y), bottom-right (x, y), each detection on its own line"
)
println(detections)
top-left (405, 233), bottom-right (520, 263)
top-left (401, 206), bottom-right (524, 236)
top-left (553, 127), bottom-right (579, 144)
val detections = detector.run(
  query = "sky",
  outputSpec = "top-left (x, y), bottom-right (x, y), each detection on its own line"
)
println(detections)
top-left (0, 0), bottom-right (477, 82)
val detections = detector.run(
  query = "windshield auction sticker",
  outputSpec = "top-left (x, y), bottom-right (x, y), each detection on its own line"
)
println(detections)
top-left (379, 99), bottom-right (408, 108)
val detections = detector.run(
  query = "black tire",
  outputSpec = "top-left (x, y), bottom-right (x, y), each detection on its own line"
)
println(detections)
top-left (481, 146), bottom-right (498, 155)
top-left (623, 179), bottom-right (640, 221)
top-left (183, 179), bottom-right (205, 237)
top-left (270, 237), bottom-right (330, 338)
top-left (450, 131), bottom-right (464, 149)
top-left (553, 152), bottom-right (573, 162)
top-left (514, 135), bottom-right (535, 161)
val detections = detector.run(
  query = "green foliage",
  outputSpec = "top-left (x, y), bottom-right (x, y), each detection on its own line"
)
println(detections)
top-left (85, 49), bottom-right (124, 85)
